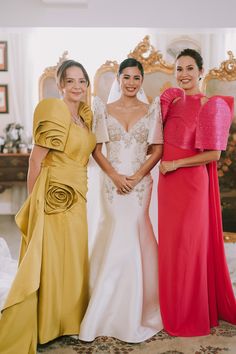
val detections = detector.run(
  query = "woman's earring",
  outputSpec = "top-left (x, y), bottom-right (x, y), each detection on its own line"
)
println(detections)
top-left (139, 87), bottom-right (144, 94)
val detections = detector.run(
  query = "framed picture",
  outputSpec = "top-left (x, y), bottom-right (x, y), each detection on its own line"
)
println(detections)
top-left (0, 41), bottom-right (8, 71)
top-left (0, 85), bottom-right (9, 113)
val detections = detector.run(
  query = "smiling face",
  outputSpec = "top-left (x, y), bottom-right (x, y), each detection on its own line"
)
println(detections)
top-left (59, 66), bottom-right (88, 103)
top-left (175, 55), bottom-right (203, 95)
top-left (118, 66), bottom-right (143, 98)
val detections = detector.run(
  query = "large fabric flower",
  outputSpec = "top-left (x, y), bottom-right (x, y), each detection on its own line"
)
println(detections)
top-left (45, 181), bottom-right (77, 214)
top-left (33, 98), bottom-right (71, 151)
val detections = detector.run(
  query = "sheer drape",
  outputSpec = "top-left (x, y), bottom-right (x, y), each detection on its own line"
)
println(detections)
top-left (7, 30), bottom-right (34, 138)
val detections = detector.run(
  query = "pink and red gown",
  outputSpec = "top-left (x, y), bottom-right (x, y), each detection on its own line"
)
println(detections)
top-left (158, 88), bottom-right (236, 336)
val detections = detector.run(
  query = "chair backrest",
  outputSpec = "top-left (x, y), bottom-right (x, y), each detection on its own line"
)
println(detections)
top-left (38, 51), bottom-right (91, 104)
top-left (203, 51), bottom-right (236, 239)
top-left (202, 50), bottom-right (236, 121)
top-left (93, 36), bottom-right (176, 103)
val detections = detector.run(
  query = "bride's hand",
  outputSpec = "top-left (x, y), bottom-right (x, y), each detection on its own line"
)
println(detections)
top-left (126, 173), bottom-right (143, 188)
top-left (110, 172), bottom-right (133, 194)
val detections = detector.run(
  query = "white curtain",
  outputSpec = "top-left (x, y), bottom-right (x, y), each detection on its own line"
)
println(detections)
top-left (0, 29), bottom-right (34, 215)
top-left (7, 30), bottom-right (34, 139)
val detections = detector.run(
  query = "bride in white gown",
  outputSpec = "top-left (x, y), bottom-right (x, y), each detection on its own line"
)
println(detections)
top-left (79, 58), bottom-right (163, 342)
top-left (0, 238), bottom-right (17, 311)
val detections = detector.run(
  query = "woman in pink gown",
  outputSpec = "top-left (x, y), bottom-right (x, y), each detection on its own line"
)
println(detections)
top-left (158, 48), bottom-right (236, 336)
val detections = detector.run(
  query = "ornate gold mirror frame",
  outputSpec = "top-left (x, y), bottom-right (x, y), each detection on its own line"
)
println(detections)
top-left (203, 51), bottom-right (236, 91)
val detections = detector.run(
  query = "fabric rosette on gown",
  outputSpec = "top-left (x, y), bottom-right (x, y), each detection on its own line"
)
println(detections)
top-left (0, 98), bottom-right (96, 354)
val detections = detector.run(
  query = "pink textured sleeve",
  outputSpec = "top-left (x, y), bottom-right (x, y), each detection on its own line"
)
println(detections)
top-left (195, 96), bottom-right (234, 151)
top-left (160, 87), bottom-right (184, 122)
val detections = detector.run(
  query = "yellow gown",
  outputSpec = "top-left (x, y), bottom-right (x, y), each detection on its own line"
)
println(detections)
top-left (0, 98), bottom-right (96, 354)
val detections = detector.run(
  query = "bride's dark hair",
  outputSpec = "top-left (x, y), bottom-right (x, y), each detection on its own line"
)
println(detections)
top-left (118, 58), bottom-right (144, 77)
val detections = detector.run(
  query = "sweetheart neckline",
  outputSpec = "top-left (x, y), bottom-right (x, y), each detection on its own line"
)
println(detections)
top-left (107, 113), bottom-right (148, 134)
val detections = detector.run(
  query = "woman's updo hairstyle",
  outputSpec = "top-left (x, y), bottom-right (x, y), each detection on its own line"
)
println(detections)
top-left (176, 48), bottom-right (203, 71)
top-left (56, 59), bottom-right (90, 87)
top-left (118, 58), bottom-right (144, 77)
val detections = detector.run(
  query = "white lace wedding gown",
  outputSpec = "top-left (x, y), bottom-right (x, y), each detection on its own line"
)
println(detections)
top-left (79, 97), bottom-right (163, 342)
top-left (0, 238), bottom-right (17, 311)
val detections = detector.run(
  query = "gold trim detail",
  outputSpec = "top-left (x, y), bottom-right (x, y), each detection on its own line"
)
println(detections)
top-left (93, 36), bottom-right (174, 97)
top-left (39, 51), bottom-right (69, 100)
top-left (128, 35), bottom-right (174, 74)
top-left (159, 81), bottom-right (173, 94)
top-left (224, 232), bottom-right (236, 243)
top-left (203, 51), bottom-right (236, 92)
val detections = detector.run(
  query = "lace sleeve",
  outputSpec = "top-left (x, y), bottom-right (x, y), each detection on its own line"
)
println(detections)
top-left (92, 97), bottom-right (109, 143)
top-left (147, 97), bottom-right (164, 145)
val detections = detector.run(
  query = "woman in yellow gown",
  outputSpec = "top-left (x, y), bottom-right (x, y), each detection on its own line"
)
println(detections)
top-left (0, 60), bottom-right (96, 354)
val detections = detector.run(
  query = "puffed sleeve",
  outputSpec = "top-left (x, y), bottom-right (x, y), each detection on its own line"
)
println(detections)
top-left (195, 96), bottom-right (234, 151)
top-left (92, 96), bottom-right (109, 143)
top-left (160, 87), bottom-right (184, 122)
top-left (147, 96), bottom-right (164, 145)
top-left (33, 98), bottom-right (71, 151)
top-left (78, 102), bottom-right (93, 131)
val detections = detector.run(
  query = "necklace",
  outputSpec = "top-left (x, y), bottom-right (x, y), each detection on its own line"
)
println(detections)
top-left (71, 114), bottom-right (86, 128)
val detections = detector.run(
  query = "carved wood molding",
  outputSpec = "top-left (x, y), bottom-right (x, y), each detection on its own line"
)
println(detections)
top-left (224, 232), bottom-right (236, 243)
top-left (39, 51), bottom-right (69, 100)
top-left (203, 51), bottom-right (236, 92)
top-left (93, 36), bottom-right (174, 97)
top-left (128, 35), bottom-right (174, 74)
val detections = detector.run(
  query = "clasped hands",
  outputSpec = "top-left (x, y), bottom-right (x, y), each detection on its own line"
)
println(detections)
top-left (111, 173), bottom-right (142, 195)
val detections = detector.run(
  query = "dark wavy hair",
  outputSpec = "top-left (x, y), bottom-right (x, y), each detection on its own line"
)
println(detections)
top-left (176, 48), bottom-right (203, 71)
top-left (118, 58), bottom-right (144, 77)
top-left (56, 59), bottom-right (90, 87)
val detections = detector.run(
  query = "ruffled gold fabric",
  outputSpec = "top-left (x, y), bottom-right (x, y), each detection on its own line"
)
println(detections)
top-left (0, 98), bottom-right (96, 354)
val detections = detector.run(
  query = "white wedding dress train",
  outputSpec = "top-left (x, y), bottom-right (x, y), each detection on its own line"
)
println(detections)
top-left (80, 97), bottom-right (163, 342)
top-left (0, 238), bottom-right (17, 311)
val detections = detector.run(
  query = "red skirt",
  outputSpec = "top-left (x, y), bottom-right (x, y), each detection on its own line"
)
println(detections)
top-left (158, 142), bottom-right (236, 336)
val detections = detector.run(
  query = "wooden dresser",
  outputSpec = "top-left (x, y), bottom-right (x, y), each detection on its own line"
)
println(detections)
top-left (0, 153), bottom-right (29, 193)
